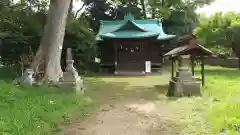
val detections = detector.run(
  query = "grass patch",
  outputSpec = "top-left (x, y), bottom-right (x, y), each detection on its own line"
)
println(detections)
top-left (1, 66), bottom-right (240, 134)
top-left (197, 66), bottom-right (240, 134)
top-left (0, 80), bottom-right (93, 135)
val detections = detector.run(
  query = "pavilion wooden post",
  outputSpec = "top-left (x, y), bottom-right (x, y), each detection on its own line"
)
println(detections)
top-left (114, 42), bottom-right (118, 65)
top-left (190, 55), bottom-right (195, 76)
top-left (175, 57), bottom-right (178, 72)
top-left (201, 56), bottom-right (205, 86)
top-left (171, 57), bottom-right (175, 79)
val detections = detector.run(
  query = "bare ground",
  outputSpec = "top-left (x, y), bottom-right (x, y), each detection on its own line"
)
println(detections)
top-left (58, 73), bottom-right (211, 135)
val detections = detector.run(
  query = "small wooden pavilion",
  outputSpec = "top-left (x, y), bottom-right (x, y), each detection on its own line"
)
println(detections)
top-left (96, 14), bottom-right (176, 74)
top-left (164, 34), bottom-right (215, 86)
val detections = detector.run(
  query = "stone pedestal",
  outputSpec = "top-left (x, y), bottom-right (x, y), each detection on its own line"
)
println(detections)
top-left (59, 72), bottom-right (84, 94)
top-left (167, 55), bottom-right (201, 97)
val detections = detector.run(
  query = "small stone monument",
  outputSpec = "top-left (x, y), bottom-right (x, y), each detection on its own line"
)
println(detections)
top-left (19, 68), bottom-right (35, 87)
top-left (168, 55), bottom-right (201, 97)
top-left (59, 48), bottom-right (84, 93)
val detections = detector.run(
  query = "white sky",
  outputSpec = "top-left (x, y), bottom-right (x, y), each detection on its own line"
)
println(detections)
top-left (73, 1), bottom-right (84, 11)
top-left (196, 0), bottom-right (240, 16)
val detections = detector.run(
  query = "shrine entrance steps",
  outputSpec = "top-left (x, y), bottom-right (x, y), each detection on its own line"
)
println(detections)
top-left (114, 70), bottom-right (146, 76)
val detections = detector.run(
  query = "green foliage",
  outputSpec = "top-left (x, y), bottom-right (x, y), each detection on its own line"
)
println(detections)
top-left (0, 0), bottom-right (97, 73)
top-left (0, 1), bottom-right (46, 65)
top-left (82, 0), bottom-right (143, 32)
top-left (0, 79), bottom-right (93, 135)
top-left (64, 18), bottom-right (98, 73)
top-left (194, 12), bottom-right (240, 56)
top-left (147, 0), bottom-right (214, 36)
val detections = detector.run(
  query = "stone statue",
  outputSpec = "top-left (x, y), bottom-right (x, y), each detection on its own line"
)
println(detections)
top-left (19, 68), bottom-right (35, 87)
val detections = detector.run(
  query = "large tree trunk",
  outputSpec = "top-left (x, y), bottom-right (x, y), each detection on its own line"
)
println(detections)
top-left (140, 0), bottom-right (147, 19)
top-left (30, 0), bottom-right (71, 82)
top-left (68, 0), bottom-right (73, 18)
top-left (151, 8), bottom-right (155, 19)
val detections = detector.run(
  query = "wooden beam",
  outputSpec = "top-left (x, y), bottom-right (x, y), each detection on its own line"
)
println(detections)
top-left (174, 58), bottom-right (177, 77)
top-left (201, 56), bottom-right (205, 86)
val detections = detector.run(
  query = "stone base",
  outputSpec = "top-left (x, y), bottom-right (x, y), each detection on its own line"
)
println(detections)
top-left (63, 72), bottom-right (75, 82)
top-left (58, 81), bottom-right (76, 91)
top-left (59, 73), bottom-right (84, 94)
top-left (114, 71), bottom-right (146, 76)
top-left (176, 68), bottom-right (196, 81)
top-left (167, 80), bottom-right (201, 97)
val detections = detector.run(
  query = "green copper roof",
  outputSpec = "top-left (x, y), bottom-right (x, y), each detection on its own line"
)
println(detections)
top-left (96, 14), bottom-right (176, 41)
top-left (101, 31), bottom-right (159, 38)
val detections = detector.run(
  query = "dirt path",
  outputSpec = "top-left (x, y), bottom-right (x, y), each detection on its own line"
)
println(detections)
top-left (58, 74), bottom-right (211, 135)
top-left (59, 100), bottom-right (181, 135)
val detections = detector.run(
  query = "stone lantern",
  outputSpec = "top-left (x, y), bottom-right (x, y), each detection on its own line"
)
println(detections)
top-left (164, 34), bottom-right (215, 97)
top-left (59, 48), bottom-right (84, 94)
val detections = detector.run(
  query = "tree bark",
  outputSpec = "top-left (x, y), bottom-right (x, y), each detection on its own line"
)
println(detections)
top-left (68, 0), bottom-right (73, 18)
top-left (140, 0), bottom-right (147, 19)
top-left (30, 0), bottom-right (71, 82)
top-left (151, 8), bottom-right (155, 19)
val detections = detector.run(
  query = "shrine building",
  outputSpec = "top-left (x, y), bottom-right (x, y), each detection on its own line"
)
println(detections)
top-left (96, 14), bottom-right (176, 74)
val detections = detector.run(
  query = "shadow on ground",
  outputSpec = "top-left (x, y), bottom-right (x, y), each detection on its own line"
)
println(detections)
top-left (84, 71), bottom-right (179, 105)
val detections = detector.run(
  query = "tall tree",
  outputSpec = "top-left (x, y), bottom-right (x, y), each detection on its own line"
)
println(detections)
top-left (83, 0), bottom-right (142, 32)
top-left (147, 0), bottom-right (215, 36)
top-left (139, 0), bottom-right (146, 19)
top-left (194, 11), bottom-right (240, 68)
top-left (30, 0), bottom-right (71, 82)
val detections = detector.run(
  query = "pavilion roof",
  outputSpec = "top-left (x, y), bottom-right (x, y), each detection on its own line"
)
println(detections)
top-left (164, 34), bottom-right (216, 57)
top-left (96, 14), bottom-right (176, 41)
top-left (164, 44), bottom-right (215, 57)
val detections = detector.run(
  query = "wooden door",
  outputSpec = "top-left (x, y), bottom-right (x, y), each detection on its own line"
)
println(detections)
top-left (117, 43), bottom-right (144, 71)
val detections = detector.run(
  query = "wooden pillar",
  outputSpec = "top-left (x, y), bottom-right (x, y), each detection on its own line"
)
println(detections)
top-left (191, 55), bottom-right (195, 76)
top-left (171, 57), bottom-right (174, 79)
top-left (113, 41), bottom-right (118, 72)
top-left (175, 58), bottom-right (178, 72)
top-left (174, 58), bottom-right (177, 77)
top-left (201, 56), bottom-right (205, 86)
top-left (114, 42), bottom-right (118, 63)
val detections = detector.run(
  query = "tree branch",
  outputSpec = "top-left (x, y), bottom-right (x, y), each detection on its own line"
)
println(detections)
top-left (74, 3), bottom-right (86, 18)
